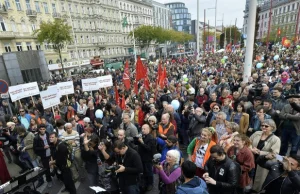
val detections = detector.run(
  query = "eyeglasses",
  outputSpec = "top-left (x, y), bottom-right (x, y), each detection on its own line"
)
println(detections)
top-left (261, 125), bottom-right (270, 128)
top-left (213, 108), bottom-right (219, 110)
top-left (19, 110), bottom-right (25, 113)
top-left (149, 120), bottom-right (155, 122)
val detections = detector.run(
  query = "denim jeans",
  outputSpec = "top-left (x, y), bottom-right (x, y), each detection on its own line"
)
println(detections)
top-left (280, 127), bottom-right (300, 156)
top-left (87, 173), bottom-right (98, 186)
top-left (120, 184), bottom-right (139, 194)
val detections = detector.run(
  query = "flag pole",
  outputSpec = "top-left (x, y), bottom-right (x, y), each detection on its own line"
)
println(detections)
top-left (243, 0), bottom-right (257, 82)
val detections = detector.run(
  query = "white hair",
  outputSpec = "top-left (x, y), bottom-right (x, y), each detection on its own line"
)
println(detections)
top-left (64, 123), bottom-right (72, 128)
top-left (167, 150), bottom-right (180, 164)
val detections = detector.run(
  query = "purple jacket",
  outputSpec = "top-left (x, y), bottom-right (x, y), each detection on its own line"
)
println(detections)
top-left (154, 160), bottom-right (181, 184)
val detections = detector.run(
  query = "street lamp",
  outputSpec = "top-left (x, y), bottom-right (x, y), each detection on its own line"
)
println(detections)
top-left (207, 0), bottom-right (217, 51)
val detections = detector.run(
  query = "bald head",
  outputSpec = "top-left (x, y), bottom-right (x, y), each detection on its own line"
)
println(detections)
top-left (142, 124), bottom-right (150, 135)
top-left (161, 113), bottom-right (170, 125)
top-left (117, 129), bottom-right (126, 141)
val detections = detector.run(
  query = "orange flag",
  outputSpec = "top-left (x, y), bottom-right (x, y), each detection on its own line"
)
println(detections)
top-left (136, 56), bottom-right (145, 81)
top-left (121, 96), bottom-right (126, 110)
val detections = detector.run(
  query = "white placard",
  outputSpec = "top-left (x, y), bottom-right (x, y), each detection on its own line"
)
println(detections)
top-left (98, 75), bottom-right (113, 88)
top-left (40, 86), bottom-right (61, 109)
top-left (1, 92), bottom-right (9, 99)
top-left (8, 85), bottom-right (24, 102)
top-left (22, 82), bottom-right (40, 98)
top-left (57, 81), bottom-right (74, 96)
top-left (48, 84), bottom-right (61, 98)
top-left (82, 78), bottom-right (100, 91)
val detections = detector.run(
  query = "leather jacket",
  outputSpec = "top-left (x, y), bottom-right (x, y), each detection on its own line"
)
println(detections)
top-left (204, 156), bottom-right (240, 194)
top-left (257, 155), bottom-right (300, 194)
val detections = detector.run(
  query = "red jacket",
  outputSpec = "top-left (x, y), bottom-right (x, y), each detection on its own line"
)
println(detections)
top-left (137, 109), bottom-right (145, 127)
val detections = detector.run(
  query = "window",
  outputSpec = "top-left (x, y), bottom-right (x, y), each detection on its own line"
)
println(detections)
top-left (4, 0), bottom-right (10, 9)
top-left (0, 18), bottom-right (7, 31)
top-left (86, 36), bottom-right (90, 43)
top-left (25, 0), bottom-right (31, 10)
top-left (75, 5), bottom-right (78, 13)
top-left (52, 3), bottom-right (56, 13)
top-left (31, 23), bottom-right (36, 31)
top-left (26, 42), bottom-right (32, 50)
top-left (15, 0), bottom-right (21, 10)
top-left (81, 35), bottom-right (84, 43)
top-left (68, 3), bottom-right (72, 12)
top-left (16, 42), bottom-right (22, 51)
top-left (21, 68), bottom-right (42, 83)
top-left (61, 2), bottom-right (65, 11)
top-left (11, 21), bottom-right (16, 32)
top-left (4, 43), bottom-right (11, 52)
top-left (36, 44), bottom-right (41, 50)
top-left (35, 1), bottom-right (40, 12)
top-left (43, 2), bottom-right (48, 13)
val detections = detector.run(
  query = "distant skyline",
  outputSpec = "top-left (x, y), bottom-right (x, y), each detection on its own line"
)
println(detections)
top-left (162, 0), bottom-right (246, 28)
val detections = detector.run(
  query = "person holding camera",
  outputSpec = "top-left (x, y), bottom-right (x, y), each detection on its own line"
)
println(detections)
top-left (113, 139), bottom-right (143, 194)
top-left (256, 153), bottom-right (300, 194)
top-left (154, 149), bottom-right (182, 194)
top-left (119, 113), bottom-right (138, 142)
top-left (135, 124), bottom-right (156, 192)
top-left (188, 107), bottom-right (206, 140)
top-left (176, 161), bottom-right (208, 194)
top-left (147, 115), bottom-right (158, 138)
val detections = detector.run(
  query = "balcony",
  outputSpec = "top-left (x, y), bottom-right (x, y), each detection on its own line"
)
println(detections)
top-left (0, 31), bottom-right (15, 39)
top-left (26, 9), bottom-right (37, 17)
top-left (0, 5), bottom-right (8, 13)
top-left (52, 12), bottom-right (61, 18)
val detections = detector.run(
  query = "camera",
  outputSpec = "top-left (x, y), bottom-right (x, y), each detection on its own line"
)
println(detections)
top-left (152, 153), bottom-right (162, 165)
top-left (106, 131), bottom-right (115, 140)
top-left (133, 134), bottom-right (143, 141)
top-left (152, 124), bottom-right (158, 130)
top-left (249, 84), bottom-right (263, 97)
top-left (105, 165), bottom-right (120, 176)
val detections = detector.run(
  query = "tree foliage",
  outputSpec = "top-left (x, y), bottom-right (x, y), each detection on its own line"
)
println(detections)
top-left (224, 26), bottom-right (241, 45)
top-left (33, 19), bottom-right (72, 75)
top-left (129, 25), bottom-right (193, 49)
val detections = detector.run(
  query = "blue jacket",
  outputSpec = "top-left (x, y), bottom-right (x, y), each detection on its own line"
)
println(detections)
top-left (157, 137), bottom-right (182, 162)
top-left (18, 114), bottom-right (31, 123)
top-left (176, 176), bottom-right (208, 194)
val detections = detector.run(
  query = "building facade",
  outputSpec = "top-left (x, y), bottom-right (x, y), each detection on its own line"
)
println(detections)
top-left (0, 0), bottom-right (155, 76)
top-left (152, 1), bottom-right (170, 29)
top-left (165, 2), bottom-right (191, 33)
top-left (243, 0), bottom-right (300, 41)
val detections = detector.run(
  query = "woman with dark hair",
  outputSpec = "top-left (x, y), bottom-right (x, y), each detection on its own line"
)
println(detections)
top-left (82, 134), bottom-right (100, 186)
top-left (230, 103), bottom-right (249, 134)
top-left (28, 118), bottom-right (38, 134)
top-left (205, 103), bottom-right (221, 127)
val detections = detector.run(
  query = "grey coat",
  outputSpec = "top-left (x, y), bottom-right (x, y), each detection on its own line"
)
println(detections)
top-left (120, 122), bottom-right (138, 142)
top-left (279, 103), bottom-right (300, 135)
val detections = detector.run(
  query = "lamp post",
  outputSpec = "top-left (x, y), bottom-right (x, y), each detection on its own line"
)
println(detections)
top-left (207, 0), bottom-right (218, 51)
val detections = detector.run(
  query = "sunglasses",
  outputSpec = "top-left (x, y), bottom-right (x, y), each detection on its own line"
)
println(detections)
top-left (261, 125), bottom-right (270, 128)
top-left (19, 110), bottom-right (25, 112)
top-left (149, 120), bottom-right (155, 122)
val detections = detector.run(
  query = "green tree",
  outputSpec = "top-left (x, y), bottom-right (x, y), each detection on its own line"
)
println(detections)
top-left (224, 26), bottom-right (241, 45)
top-left (33, 19), bottom-right (72, 75)
top-left (129, 25), bottom-right (156, 49)
top-left (202, 31), bottom-right (221, 45)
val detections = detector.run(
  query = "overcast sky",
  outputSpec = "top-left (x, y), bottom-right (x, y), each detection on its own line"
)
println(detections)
top-left (162, 0), bottom-right (246, 28)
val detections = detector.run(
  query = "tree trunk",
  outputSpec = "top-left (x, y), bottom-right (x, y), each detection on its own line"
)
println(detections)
top-left (58, 48), bottom-right (64, 78)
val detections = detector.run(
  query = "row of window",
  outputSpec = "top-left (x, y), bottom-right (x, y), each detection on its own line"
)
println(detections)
top-left (172, 19), bottom-right (191, 26)
top-left (172, 8), bottom-right (188, 14)
top-left (166, 3), bottom-right (185, 9)
top-left (119, 2), bottom-right (152, 15)
top-left (171, 13), bottom-right (191, 20)
top-left (259, 14), bottom-right (298, 29)
top-left (260, 2), bottom-right (299, 19)
top-left (3, 42), bottom-right (40, 52)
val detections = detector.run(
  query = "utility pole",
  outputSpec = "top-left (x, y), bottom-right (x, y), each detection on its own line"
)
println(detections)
top-left (294, 2), bottom-right (300, 44)
top-left (203, 9), bottom-right (206, 55)
top-left (208, 20), bottom-right (210, 50)
top-left (214, 0), bottom-right (218, 51)
top-left (196, 0), bottom-right (200, 60)
top-left (266, 0), bottom-right (273, 46)
top-left (234, 18), bottom-right (237, 45)
top-left (244, 0), bottom-right (257, 82)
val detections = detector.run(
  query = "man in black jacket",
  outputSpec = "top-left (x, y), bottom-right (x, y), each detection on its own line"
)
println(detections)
top-left (33, 124), bottom-right (52, 188)
top-left (203, 145), bottom-right (240, 194)
top-left (188, 107), bottom-right (206, 140)
top-left (114, 139), bottom-right (143, 194)
top-left (135, 124), bottom-right (156, 191)
top-left (257, 153), bottom-right (300, 194)
top-left (49, 132), bottom-right (76, 194)
top-left (94, 118), bottom-right (107, 140)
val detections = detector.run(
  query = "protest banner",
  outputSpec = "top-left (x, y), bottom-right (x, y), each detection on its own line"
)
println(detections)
top-left (8, 85), bottom-right (24, 102)
top-left (40, 86), bottom-right (60, 110)
top-left (57, 81), bottom-right (74, 96)
top-left (22, 82), bottom-right (40, 98)
top-left (98, 75), bottom-right (113, 88)
top-left (82, 78), bottom-right (100, 91)
top-left (47, 85), bottom-right (61, 98)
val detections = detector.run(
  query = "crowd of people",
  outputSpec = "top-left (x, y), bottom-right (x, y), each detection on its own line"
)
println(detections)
top-left (0, 46), bottom-right (300, 194)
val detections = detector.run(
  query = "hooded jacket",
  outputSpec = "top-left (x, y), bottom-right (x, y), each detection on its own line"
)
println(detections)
top-left (176, 176), bottom-right (208, 194)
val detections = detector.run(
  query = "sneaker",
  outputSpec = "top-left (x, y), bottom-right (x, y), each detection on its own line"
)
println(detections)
top-left (47, 182), bottom-right (52, 188)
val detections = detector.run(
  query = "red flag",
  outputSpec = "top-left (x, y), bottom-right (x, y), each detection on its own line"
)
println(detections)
top-left (277, 28), bottom-right (281, 35)
top-left (159, 67), bottom-right (167, 88)
top-left (156, 63), bottom-right (162, 85)
top-left (282, 37), bottom-right (286, 45)
top-left (121, 96), bottom-right (126, 110)
top-left (134, 80), bottom-right (138, 94)
top-left (114, 85), bottom-right (120, 106)
top-left (144, 67), bottom-right (150, 91)
top-left (123, 60), bottom-right (131, 90)
top-left (136, 56), bottom-right (145, 81)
